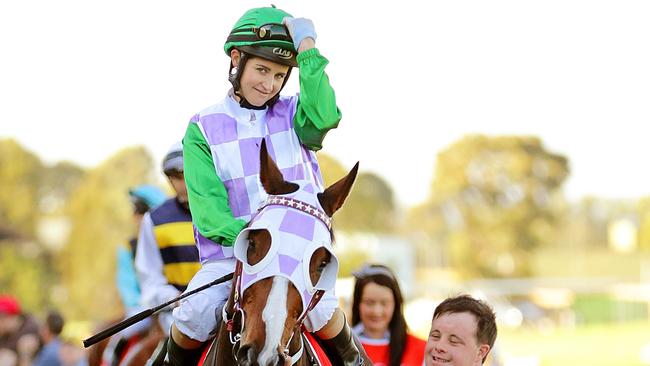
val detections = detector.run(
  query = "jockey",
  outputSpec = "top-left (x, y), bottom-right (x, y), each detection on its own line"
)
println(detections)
top-left (135, 142), bottom-right (201, 332)
top-left (111, 182), bottom-right (165, 365)
top-left (167, 6), bottom-right (365, 366)
top-left (116, 184), bottom-right (166, 314)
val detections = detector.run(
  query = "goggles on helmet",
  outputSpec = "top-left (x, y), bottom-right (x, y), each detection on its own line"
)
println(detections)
top-left (228, 23), bottom-right (293, 44)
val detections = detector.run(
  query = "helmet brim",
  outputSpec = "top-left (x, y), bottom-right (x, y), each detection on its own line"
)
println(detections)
top-left (238, 45), bottom-right (297, 67)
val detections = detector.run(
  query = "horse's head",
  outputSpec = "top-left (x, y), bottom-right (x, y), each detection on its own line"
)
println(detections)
top-left (229, 140), bottom-right (357, 366)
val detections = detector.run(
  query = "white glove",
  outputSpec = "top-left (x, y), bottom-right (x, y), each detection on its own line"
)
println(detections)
top-left (282, 17), bottom-right (317, 50)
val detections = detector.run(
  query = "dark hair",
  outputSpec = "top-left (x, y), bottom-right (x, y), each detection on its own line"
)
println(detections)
top-left (433, 295), bottom-right (497, 364)
top-left (132, 199), bottom-right (150, 215)
top-left (351, 264), bottom-right (406, 366)
top-left (163, 168), bottom-right (184, 179)
top-left (45, 311), bottom-right (64, 336)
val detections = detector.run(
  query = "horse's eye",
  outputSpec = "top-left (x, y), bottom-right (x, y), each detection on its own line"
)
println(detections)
top-left (317, 260), bottom-right (328, 273)
top-left (247, 239), bottom-right (256, 252)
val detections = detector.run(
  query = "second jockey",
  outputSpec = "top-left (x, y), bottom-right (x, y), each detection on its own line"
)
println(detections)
top-left (135, 142), bottom-right (201, 332)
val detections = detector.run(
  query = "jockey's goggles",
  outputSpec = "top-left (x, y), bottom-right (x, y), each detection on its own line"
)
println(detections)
top-left (228, 23), bottom-right (293, 43)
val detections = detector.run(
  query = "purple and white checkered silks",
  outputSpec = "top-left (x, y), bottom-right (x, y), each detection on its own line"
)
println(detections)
top-left (233, 180), bottom-right (339, 311)
top-left (192, 93), bottom-right (325, 263)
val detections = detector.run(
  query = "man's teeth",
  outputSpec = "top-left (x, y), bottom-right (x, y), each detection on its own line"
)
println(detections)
top-left (433, 356), bottom-right (450, 363)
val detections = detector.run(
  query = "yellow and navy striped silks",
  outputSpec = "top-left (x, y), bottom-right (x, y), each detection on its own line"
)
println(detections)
top-left (149, 199), bottom-right (201, 291)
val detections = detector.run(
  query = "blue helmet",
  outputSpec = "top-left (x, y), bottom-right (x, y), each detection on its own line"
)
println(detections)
top-left (129, 185), bottom-right (166, 213)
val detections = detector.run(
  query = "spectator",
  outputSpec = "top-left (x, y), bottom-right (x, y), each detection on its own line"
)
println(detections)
top-left (351, 264), bottom-right (426, 366)
top-left (0, 295), bottom-right (40, 366)
top-left (424, 295), bottom-right (497, 366)
top-left (32, 311), bottom-right (65, 366)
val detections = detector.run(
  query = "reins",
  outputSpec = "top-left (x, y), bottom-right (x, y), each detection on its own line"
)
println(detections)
top-left (222, 194), bottom-right (332, 365)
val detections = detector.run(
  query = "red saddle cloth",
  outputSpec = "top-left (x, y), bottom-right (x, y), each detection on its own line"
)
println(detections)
top-left (303, 331), bottom-right (332, 366)
top-left (195, 331), bottom-right (333, 365)
top-left (197, 341), bottom-right (211, 365)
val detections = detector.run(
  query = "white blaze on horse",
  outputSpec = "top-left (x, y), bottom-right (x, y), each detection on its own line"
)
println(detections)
top-left (200, 140), bottom-right (361, 366)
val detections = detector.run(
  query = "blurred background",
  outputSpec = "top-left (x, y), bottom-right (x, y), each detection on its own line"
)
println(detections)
top-left (1, 1), bottom-right (649, 365)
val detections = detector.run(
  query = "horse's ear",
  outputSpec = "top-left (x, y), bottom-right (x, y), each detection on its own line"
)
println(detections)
top-left (259, 139), bottom-right (299, 195)
top-left (318, 162), bottom-right (359, 217)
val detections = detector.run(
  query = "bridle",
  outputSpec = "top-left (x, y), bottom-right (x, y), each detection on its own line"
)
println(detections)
top-left (223, 194), bottom-right (332, 365)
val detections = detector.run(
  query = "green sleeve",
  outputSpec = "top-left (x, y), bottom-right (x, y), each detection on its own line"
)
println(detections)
top-left (183, 122), bottom-right (247, 246)
top-left (293, 48), bottom-right (343, 151)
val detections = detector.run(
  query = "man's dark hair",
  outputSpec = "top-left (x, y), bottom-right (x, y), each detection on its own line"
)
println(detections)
top-left (433, 295), bottom-right (497, 364)
top-left (45, 311), bottom-right (64, 336)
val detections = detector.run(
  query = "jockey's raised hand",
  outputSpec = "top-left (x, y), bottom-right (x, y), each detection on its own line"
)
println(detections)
top-left (282, 17), bottom-right (317, 51)
top-left (168, 5), bottom-right (344, 365)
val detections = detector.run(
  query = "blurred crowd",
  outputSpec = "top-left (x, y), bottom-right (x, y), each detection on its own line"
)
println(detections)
top-left (0, 296), bottom-right (86, 366)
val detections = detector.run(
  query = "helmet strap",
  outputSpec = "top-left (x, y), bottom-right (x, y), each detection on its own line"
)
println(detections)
top-left (228, 50), bottom-right (293, 110)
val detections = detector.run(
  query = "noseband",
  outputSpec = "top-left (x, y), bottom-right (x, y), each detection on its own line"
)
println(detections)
top-left (223, 194), bottom-right (331, 364)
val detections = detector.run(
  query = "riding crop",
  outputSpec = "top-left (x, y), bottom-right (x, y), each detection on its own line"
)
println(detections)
top-left (82, 272), bottom-right (234, 348)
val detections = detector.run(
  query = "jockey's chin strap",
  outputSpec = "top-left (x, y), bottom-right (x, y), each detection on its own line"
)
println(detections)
top-left (223, 260), bottom-right (326, 365)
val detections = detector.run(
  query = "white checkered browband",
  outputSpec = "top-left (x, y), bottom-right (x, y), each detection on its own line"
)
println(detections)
top-left (260, 195), bottom-right (332, 230)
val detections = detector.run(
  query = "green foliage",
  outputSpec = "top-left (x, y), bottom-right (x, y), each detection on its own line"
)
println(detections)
top-left (40, 161), bottom-right (85, 214)
top-left (317, 153), bottom-right (348, 187)
top-left (572, 294), bottom-right (648, 324)
top-left (413, 135), bottom-right (569, 278)
top-left (0, 243), bottom-right (56, 312)
top-left (335, 246), bottom-right (370, 278)
top-left (317, 153), bottom-right (397, 233)
top-left (57, 146), bottom-right (156, 320)
top-left (0, 139), bottom-right (44, 236)
top-left (336, 172), bottom-right (397, 233)
top-left (499, 321), bottom-right (649, 366)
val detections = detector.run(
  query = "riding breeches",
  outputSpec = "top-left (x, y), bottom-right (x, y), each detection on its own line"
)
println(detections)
top-left (172, 260), bottom-right (338, 342)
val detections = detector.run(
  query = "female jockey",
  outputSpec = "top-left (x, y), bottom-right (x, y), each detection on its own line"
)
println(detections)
top-left (167, 5), bottom-right (365, 366)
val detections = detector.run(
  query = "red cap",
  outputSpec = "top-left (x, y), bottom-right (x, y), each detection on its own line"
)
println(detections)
top-left (0, 295), bottom-right (21, 315)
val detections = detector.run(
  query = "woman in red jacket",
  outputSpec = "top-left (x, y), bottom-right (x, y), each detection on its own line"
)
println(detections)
top-left (352, 264), bottom-right (426, 366)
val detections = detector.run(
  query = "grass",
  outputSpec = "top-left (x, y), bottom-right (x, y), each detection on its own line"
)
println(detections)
top-left (499, 320), bottom-right (650, 365)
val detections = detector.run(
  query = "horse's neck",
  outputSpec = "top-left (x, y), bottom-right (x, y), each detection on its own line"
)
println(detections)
top-left (214, 322), bottom-right (235, 365)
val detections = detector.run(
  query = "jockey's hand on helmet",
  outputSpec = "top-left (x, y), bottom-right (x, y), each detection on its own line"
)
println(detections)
top-left (282, 17), bottom-right (317, 51)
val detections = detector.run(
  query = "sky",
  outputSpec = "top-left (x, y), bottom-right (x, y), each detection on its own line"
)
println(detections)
top-left (1, 0), bottom-right (649, 207)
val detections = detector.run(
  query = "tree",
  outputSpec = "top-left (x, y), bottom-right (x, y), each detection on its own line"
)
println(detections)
top-left (40, 161), bottom-right (85, 214)
top-left (317, 153), bottom-right (397, 233)
top-left (413, 135), bottom-right (569, 278)
top-left (57, 146), bottom-right (157, 320)
top-left (0, 242), bottom-right (55, 312)
top-left (0, 139), bottom-right (44, 236)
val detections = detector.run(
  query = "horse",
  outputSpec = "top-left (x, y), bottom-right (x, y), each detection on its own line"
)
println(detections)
top-left (87, 315), bottom-right (164, 366)
top-left (198, 140), bottom-right (367, 366)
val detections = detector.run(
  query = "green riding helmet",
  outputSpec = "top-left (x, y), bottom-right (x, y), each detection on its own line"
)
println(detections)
top-left (224, 6), bottom-right (298, 67)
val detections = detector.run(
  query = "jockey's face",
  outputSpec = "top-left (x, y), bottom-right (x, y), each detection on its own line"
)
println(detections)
top-left (359, 282), bottom-right (395, 338)
top-left (167, 171), bottom-right (188, 208)
top-left (231, 50), bottom-right (289, 107)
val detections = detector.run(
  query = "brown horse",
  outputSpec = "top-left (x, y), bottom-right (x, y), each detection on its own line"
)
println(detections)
top-left (200, 141), bottom-right (364, 366)
top-left (87, 316), bottom-right (163, 366)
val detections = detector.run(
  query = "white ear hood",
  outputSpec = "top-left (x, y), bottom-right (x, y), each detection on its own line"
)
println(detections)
top-left (233, 180), bottom-right (338, 310)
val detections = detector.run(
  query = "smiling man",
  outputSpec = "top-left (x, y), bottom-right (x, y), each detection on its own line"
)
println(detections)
top-left (424, 295), bottom-right (497, 366)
